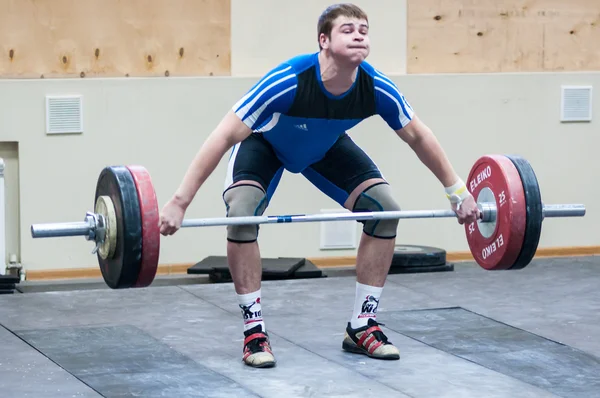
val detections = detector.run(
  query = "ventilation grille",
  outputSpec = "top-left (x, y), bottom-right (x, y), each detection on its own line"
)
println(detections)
top-left (319, 209), bottom-right (357, 250)
top-left (46, 95), bottom-right (83, 134)
top-left (561, 86), bottom-right (592, 122)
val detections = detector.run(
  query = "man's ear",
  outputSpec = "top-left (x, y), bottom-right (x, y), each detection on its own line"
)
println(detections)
top-left (319, 33), bottom-right (330, 49)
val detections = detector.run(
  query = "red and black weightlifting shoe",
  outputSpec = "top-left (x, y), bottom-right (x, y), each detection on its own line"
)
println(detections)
top-left (242, 324), bottom-right (276, 368)
top-left (342, 318), bottom-right (400, 360)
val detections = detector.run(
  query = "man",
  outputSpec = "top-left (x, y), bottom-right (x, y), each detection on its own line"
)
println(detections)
top-left (159, 3), bottom-right (479, 368)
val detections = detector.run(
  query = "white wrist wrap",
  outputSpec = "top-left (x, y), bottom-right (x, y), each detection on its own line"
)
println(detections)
top-left (445, 179), bottom-right (470, 204)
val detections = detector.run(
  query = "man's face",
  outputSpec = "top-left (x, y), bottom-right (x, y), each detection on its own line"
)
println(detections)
top-left (322, 16), bottom-right (370, 64)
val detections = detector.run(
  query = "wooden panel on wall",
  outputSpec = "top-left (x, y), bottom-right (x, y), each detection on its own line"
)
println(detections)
top-left (407, 0), bottom-right (600, 73)
top-left (0, 0), bottom-right (231, 78)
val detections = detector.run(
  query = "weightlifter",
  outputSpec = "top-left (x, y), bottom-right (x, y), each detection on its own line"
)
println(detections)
top-left (159, 3), bottom-right (480, 368)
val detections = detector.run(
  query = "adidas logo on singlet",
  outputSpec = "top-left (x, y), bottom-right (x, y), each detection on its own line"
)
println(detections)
top-left (294, 124), bottom-right (308, 131)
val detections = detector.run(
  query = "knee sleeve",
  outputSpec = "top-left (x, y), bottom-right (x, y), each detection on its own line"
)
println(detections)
top-left (352, 183), bottom-right (400, 239)
top-left (222, 184), bottom-right (268, 243)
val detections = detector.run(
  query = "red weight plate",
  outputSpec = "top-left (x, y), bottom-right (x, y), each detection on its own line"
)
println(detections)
top-left (126, 165), bottom-right (160, 287)
top-left (464, 155), bottom-right (527, 270)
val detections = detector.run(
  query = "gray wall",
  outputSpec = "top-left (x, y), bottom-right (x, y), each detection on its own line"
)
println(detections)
top-left (0, 71), bottom-right (597, 272)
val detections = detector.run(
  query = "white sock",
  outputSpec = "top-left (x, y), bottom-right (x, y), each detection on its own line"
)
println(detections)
top-left (350, 282), bottom-right (383, 329)
top-left (237, 289), bottom-right (265, 333)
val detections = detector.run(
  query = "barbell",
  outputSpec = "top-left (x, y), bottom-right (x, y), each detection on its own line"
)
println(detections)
top-left (30, 154), bottom-right (586, 289)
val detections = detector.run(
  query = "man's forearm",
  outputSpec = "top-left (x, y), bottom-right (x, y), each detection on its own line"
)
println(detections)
top-left (408, 132), bottom-right (460, 188)
top-left (172, 133), bottom-right (233, 209)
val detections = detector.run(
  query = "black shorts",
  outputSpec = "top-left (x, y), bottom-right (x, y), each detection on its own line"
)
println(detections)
top-left (224, 133), bottom-right (383, 207)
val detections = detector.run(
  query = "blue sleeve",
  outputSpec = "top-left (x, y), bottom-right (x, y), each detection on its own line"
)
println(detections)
top-left (232, 63), bottom-right (297, 131)
top-left (373, 70), bottom-right (414, 130)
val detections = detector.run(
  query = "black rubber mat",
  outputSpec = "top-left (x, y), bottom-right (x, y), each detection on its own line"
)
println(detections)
top-left (14, 325), bottom-right (258, 398)
top-left (188, 256), bottom-right (324, 282)
top-left (0, 274), bottom-right (19, 294)
top-left (0, 274), bottom-right (20, 283)
top-left (383, 307), bottom-right (600, 398)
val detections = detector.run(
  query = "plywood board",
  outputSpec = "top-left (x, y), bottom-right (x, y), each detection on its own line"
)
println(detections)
top-left (0, 0), bottom-right (231, 78)
top-left (408, 0), bottom-right (600, 73)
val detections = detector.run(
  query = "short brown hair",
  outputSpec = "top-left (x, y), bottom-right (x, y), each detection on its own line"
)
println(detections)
top-left (317, 3), bottom-right (369, 49)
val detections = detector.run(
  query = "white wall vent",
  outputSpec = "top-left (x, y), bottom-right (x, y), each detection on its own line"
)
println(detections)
top-left (560, 86), bottom-right (592, 122)
top-left (319, 209), bottom-right (357, 250)
top-left (46, 95), bottom-right (83, 134)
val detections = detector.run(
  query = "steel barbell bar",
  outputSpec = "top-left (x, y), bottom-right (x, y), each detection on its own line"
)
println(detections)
top-left (30, 203), bottom-right (586, 240)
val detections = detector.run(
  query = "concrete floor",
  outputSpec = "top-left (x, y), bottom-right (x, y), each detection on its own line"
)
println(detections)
top-left (0, 256), bottom-right (598, 398)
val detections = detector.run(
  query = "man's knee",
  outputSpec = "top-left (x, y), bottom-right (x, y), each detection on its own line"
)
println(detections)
top-left (352, 183), bottom-right (400, 239)
top-left (223, 184), bottom-right (268, 243)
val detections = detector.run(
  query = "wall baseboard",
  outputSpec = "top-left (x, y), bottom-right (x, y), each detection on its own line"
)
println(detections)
top-left (23, 246), bottom-right (600, 281)
top-left (309, 246), bottom-right (600, 268)
top-left (25, 263), bottom-right (191, 281)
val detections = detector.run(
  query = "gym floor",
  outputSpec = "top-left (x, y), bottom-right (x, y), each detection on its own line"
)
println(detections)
top-left (1, 256), bottom-right (599, 398)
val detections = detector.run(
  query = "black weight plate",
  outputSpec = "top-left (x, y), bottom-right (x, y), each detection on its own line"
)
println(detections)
top-left (388, 263), bottom-right (454, 274)
top-left (95, 166), bottom-right (142, 289)
top-left (391, 245), bottom-right (447, 268)
top-left (505, 155), bottom-right (543, 270)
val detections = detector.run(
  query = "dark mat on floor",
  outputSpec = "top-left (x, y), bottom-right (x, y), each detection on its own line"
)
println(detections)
top-left (383, 307), bottom-right (600, 398)
top-left (188, 256), bottom-right (324, 282)
top-left (13, 325), bottom-right (259, 398)
top-left (0, 274), bottom-right (20, 294)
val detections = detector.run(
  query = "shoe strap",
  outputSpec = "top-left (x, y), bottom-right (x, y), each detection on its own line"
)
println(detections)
top-left (357, 326), bottom-right (381, 346)
top-left (244, 332), bottom-right (268, 346)
top-left (243, 332), bottom-right (273, 359)
top-left (357, 325), bottom-right (389, 350)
